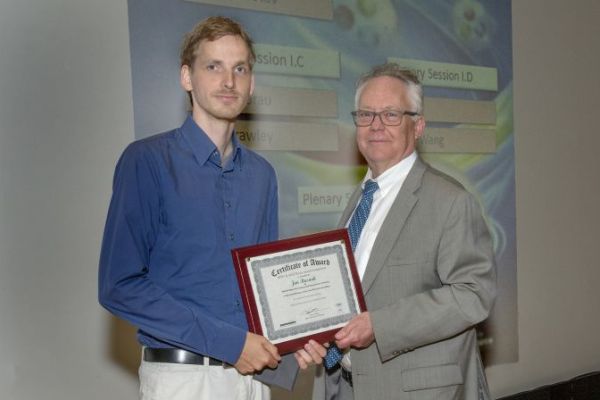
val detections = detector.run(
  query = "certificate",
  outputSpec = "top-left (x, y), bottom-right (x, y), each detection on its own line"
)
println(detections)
top-left (231, 229), bottom-right (366, 354)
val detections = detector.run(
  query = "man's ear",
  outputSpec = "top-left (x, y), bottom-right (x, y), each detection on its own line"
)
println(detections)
top-left (414, 117), bottom-right (426, 140)
top-left (180, 65), bottom-right (192, 91)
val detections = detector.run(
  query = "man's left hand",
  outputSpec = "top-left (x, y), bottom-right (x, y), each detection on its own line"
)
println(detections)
top-left (334, 312), bottom-right (375, 349)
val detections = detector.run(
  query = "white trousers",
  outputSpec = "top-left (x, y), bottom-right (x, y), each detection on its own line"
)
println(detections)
top-left (139, 357), bottom-right (270, 400)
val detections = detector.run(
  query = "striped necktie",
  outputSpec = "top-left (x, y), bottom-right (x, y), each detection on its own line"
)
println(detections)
top-left (324, 180), bottom-right (379, 370)
top-left (347, 180), bottom-right (379, 250)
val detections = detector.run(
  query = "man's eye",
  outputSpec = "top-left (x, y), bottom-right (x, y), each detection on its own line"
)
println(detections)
top-left (235, 65), bottom-right (248, 74)
top-left (358, 111), bottom-right (373, 118)
top-left (384, 111), bottom-right (400, 119)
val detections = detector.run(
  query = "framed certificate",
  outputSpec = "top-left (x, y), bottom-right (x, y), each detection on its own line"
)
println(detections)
top-left (231, 229), bottom-right (366, 354)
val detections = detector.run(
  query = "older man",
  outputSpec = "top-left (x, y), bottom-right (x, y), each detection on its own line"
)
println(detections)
top-left (313, 63), bottom-right (496, 400)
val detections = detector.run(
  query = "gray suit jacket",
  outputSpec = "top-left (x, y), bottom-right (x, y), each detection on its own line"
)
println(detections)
top-left (313, 157), bottom-right (496, 400)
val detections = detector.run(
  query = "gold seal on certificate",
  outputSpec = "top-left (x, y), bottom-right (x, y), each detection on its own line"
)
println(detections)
top-left (231, 229), bottom-right (366, 354)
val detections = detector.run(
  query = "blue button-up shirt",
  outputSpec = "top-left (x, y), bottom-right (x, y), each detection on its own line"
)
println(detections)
top-left (98, 116), bottom-right (278, 364)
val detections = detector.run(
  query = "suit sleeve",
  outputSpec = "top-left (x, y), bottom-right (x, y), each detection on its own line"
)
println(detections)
top-left (370, 190), bottom-right (497, 361)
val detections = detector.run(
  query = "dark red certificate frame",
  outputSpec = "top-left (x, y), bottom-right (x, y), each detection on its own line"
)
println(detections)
top-left (231, 229), bottom-right (366, 354)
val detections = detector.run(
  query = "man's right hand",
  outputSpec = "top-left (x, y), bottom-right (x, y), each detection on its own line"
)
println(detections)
top-left (234, 332), bottom-right (281, 374)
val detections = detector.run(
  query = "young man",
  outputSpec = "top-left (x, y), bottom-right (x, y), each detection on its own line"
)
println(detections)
top-left (99, 16), bottom-right (322, 400)
top-left (313, 63), bottom-right (496, 400)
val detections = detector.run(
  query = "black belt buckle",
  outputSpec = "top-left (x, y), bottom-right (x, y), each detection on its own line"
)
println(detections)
top-left (341, 367), bottom-right (353, 387)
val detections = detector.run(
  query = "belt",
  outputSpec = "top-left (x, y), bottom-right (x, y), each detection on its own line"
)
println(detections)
top-left (341, 367), bottom-right (353, 387)
top-left (143, 347), bottom-right (229, 367)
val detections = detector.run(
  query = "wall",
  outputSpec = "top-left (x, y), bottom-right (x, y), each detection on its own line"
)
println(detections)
top-left (0, 0), bottom-right (137, 398)
top-left (0, 1), bottom-right (598, 399)
top-left (486, 0), bottom-right (600, 396)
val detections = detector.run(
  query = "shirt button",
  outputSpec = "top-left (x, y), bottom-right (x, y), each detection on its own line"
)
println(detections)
top-left (229, 233), bottom-right (234, 241)
top-left (225, 201), bottom-right (231, 208)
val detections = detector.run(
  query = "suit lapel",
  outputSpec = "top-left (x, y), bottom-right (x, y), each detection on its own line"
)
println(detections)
top-left (338, 186), bottom-right (362, 228)
top-left (361, 158), bottom-right (427, 294)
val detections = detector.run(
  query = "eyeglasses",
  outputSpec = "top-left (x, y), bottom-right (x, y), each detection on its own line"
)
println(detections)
top-left (350, 109), bottom-right (419, 127)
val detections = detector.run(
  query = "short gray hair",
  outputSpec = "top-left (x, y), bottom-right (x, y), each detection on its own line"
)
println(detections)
top-left (354, 63), bottom-right (423, 115)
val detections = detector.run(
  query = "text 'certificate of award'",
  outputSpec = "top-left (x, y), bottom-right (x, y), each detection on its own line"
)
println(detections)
top-left (231, 229), bottom-right (366, 354)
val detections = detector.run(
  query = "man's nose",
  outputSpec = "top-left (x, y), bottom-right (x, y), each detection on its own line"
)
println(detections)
top-left (223, 70), bottom-right (235, 89)
top-left (370, 113), bottom-right (385, 130)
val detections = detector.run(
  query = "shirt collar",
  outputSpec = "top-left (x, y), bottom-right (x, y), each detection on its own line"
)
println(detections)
top-left (363, 152), bottom-right (417, 198)
top-left (179, 115), bottom-right (243, 169)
